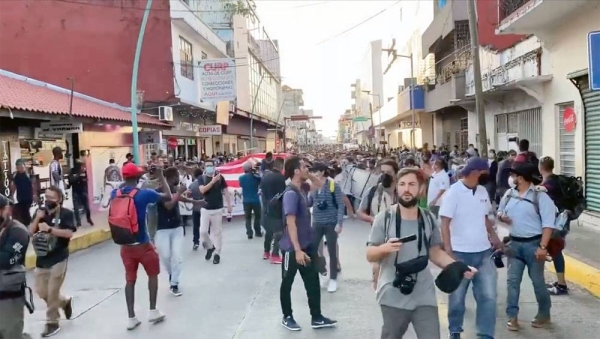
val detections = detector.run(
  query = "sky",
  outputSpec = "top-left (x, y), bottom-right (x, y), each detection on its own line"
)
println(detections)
top-left (255, 0), bottom-right (401, 137)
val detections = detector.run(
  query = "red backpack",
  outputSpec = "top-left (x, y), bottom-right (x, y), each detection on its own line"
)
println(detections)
top-left (108, 189), bottom-right (139, 245)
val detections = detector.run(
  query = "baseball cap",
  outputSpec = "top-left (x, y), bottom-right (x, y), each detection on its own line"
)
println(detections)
top-left (435, 261), bottom-right (471, 294)
top-left (0, 194), bottom-right (14, 208)
top-left (122, 163), bottom-right (145, 178)
top-left (461, 157), bottom-right (489, 176)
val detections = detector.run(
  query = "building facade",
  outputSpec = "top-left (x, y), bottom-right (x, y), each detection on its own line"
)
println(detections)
top-left (199, 0), bottom-right (283, 153)
top-left (354, 41), bottom-right (384, 145)
top-left (373, 0), bottom-right (434, 150)
top-left (421, 0), bottom-right (525, 151)
top-left (495, 0), bottom-right (600, 228)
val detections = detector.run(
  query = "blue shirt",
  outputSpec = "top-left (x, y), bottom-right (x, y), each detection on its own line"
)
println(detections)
top-left (498, 185), bottom-right (557, 238)
top-left (239, 172), bottom-right (261, 204)
top-left (110, 186), bottom-right (161, 244)
top-left (279, 188), bottom-right (314, 252)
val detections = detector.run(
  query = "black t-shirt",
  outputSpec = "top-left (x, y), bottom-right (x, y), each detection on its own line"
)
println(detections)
top-left (13, 172), bottom-right (33, 203)
top-left (199, 175), bottom-right (228, 210)
top-left (259, 171), bottom-right (286, 203)
top-left (156, 185), bottom-right (182, 230)
top-left (69, 170), bottom-right (88, 194)
top-left (36, 208), bottom-right (77, 269)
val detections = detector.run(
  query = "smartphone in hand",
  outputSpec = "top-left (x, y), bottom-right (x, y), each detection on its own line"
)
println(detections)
top-left (396, 234), bottom-right (417, 243)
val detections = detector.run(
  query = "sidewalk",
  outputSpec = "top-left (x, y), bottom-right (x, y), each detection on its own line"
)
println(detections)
top-left (25, 210), bottom-right (111, 269)
top-left (548, 221), bottom-right (600, 297)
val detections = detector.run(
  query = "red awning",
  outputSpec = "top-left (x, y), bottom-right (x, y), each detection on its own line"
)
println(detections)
top-left (0, 74), bottom-right (169, 127)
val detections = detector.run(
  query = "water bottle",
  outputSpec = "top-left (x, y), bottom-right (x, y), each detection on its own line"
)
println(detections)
top-left (555, 210), bottom-right (569, 231)
top-left (226, 213), bottom-right (232, 222)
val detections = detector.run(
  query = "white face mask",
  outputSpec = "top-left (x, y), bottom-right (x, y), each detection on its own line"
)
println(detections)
top-left (508, 176), bottom-right (516, 189)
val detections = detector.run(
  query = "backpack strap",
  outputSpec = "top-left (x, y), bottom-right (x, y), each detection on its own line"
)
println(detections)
top-left (506, 188), bottom-right (540, 216)
top-left (127, 188), bottom-right (139, 198)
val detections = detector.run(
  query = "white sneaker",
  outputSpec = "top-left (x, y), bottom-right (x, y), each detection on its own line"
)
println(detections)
top-left (327, 279), bottom-right (338, 293)
top-left (148, 309), bottom-right (166, 324)
top-left (319, 275), bottom-right (329, 288)
top-left (126, 317), bottom-right (141, 330)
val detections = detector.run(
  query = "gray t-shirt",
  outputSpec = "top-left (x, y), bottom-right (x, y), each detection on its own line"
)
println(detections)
top-left (367, 205), bottom-right (443, 311)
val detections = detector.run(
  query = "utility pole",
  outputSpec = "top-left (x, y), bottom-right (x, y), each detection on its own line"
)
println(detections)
top-left (130, 0), bottom-right (153, 164)
top-left (467, 0), bottom-right (488, 156)
top-left (369, 102), bottom-right (374, 149)
top-left (409, 54), bottom-right (415, 150)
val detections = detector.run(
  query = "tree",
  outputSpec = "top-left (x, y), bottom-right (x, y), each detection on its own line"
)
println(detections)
top-left (220, 0), bottom-right (256, 21)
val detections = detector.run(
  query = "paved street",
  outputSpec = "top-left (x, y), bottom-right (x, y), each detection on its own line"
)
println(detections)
top-left (24, 218), bottom-right (600, 339)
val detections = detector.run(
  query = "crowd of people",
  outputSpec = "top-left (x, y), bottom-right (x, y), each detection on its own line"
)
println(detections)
top-left (0, 139), bottom-right (584, 339)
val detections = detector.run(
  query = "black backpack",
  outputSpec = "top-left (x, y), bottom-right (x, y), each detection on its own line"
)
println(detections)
top-left (556, 175), bottom-right (585, 219)
top-left (267, 185), bottom-right (295, 220)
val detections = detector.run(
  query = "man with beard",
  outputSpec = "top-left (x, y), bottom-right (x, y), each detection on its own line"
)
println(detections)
top-left (367, 167), bottom-right (476, 339)
top-left (439, 157), bottom-right (500, 339)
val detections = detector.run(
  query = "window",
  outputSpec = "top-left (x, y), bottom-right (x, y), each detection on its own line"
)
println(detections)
top-left (460, 118), bottom-right (468, 131)
top-left (179, 37), bottom-right (194, 80)
top-left (201, 51), bottom-right (208, 60)
top-left (181, 0), bottom-right (190, 6)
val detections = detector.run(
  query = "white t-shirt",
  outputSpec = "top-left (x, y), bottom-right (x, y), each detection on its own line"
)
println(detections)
top-left (427, 170), bottom-right (450, 206)
top-left (439, 180), bottom-right (492, 253)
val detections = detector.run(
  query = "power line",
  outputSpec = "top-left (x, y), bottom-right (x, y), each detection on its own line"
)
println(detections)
top-left (316, 0), bottom-right (402, 46)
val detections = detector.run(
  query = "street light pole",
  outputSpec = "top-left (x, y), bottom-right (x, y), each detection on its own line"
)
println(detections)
top-left (130, 0), bottom-right (153, 165)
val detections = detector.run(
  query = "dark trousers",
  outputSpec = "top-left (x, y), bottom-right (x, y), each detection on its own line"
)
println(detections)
top-left (72, 191), bottom-right (91, 226)
top-left (263, 217), bottom-right (283, 256)
top-left (243, 202), bottom-right (262, 236)
top-left (192, 210), bottom-right (201, 245)
top-left (280, 249), bottom-right (321, 318)
top-left (13, 201), bottom-right (32, 226)
top-left (313, 223), bottom-right (339, 279)
top-left (345, 194), bottom-right (355, 215)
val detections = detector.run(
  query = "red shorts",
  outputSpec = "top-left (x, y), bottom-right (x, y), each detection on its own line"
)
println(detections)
top-left (120, 243), bottom-right (160, 283)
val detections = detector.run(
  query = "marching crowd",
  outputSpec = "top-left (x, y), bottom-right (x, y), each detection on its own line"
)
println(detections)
top-left (0, 139), bottom-right (584, 339)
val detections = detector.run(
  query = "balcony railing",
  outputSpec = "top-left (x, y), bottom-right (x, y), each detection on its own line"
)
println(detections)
top-left (424, 49), bottom-right (471, 89)
top-left (498, 0), bottom-right (529, 22)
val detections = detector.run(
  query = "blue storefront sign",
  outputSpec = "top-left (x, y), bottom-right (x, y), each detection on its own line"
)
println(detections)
top-left (589, 31), bottom-right (600, 91)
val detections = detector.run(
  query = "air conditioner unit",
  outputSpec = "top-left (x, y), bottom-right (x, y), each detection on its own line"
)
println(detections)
top-left (158, 106), bottom-right (174, 122)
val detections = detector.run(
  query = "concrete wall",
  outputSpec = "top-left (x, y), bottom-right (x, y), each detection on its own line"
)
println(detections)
top-left (0, 0), bottom-right (175, 107)
top-left (539, 3), bottom-right (600, 177)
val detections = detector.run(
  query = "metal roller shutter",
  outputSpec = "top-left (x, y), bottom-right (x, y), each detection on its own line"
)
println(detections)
top-left (517, 107), bottom-right (542, 156)
top-left (558, 103), bottom-right (576, 176)
top-left (581, 77), bottom-right (600, 212)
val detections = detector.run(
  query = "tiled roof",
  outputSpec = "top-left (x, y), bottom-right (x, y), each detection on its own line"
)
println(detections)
top-left (0, 74), bottom-right (169, 127)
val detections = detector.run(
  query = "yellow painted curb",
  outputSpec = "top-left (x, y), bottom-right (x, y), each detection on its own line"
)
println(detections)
top-left (546, 254), bottom-right (600, 298)
top-left (25, 228), bottom-right (112, 269)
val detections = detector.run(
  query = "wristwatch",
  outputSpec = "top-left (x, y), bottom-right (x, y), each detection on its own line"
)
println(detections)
top-left (539, 244), bottom-right (547, 250)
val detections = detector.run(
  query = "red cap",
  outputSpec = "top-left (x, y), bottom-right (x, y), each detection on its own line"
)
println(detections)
top-left (122, 163), bottom-right (145, 178)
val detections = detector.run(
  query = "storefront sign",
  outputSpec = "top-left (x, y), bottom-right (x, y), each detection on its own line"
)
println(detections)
top-left (139, 131), bottom-right (161, 144)
top-left (34, 128), bottom-right (63, 140)
top-left (198, 58), bottom-right (237, 102)
top-left (178, 122), bottom-right (202, 133)
top-left (399, 121), bottom-right (420, 129)
top-left (563, 107), bottom-right (576, 132)
top-left (589, 31), bottom-right (600, 91)
top-left (198, 125), bottom-right (223, 136)
top-left (167, 137), bottom-right (178, 149)
top-left (40, 122), bottom-right (83, 134)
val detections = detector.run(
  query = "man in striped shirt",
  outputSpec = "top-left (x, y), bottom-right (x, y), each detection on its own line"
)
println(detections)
top-left (309, 163), bottom-right (345, 293)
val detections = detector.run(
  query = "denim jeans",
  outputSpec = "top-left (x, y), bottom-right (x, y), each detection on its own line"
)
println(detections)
top-left (448, 249), bottom-right (498, 338)
top-left (155, 227), bottom-right (184, 286)
top-left (506, 240), bottom-right (551, 320)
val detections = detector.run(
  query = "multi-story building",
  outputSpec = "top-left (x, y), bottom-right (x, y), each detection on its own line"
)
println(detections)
top-left (338, 110), bottom-right (353, 144)
top-left (353, 41), bottom-right (384, 146)
top-left (0, 0), bottom-right (242, 159)
top-left (421, 0), bottom-right (524, 151)
top-left (495, 0), bottom-right (600, 226)
top-left (281, 85), bottom-right (310, 151)
top-left (373, 1), bottom-right (431, 149)
top-left (200, 0), bottom-right (283, 153)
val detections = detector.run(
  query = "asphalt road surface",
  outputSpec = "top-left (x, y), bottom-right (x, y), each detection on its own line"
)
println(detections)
top-left (23, 218), bottom-right (600, 339)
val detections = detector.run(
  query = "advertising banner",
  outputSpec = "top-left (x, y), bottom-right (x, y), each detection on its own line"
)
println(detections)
top-left (199, 58), bottom-right (237, 102)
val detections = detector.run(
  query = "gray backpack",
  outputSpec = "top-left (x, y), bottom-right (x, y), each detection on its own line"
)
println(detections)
top-left (32, 231), bottom-right (58, 257)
